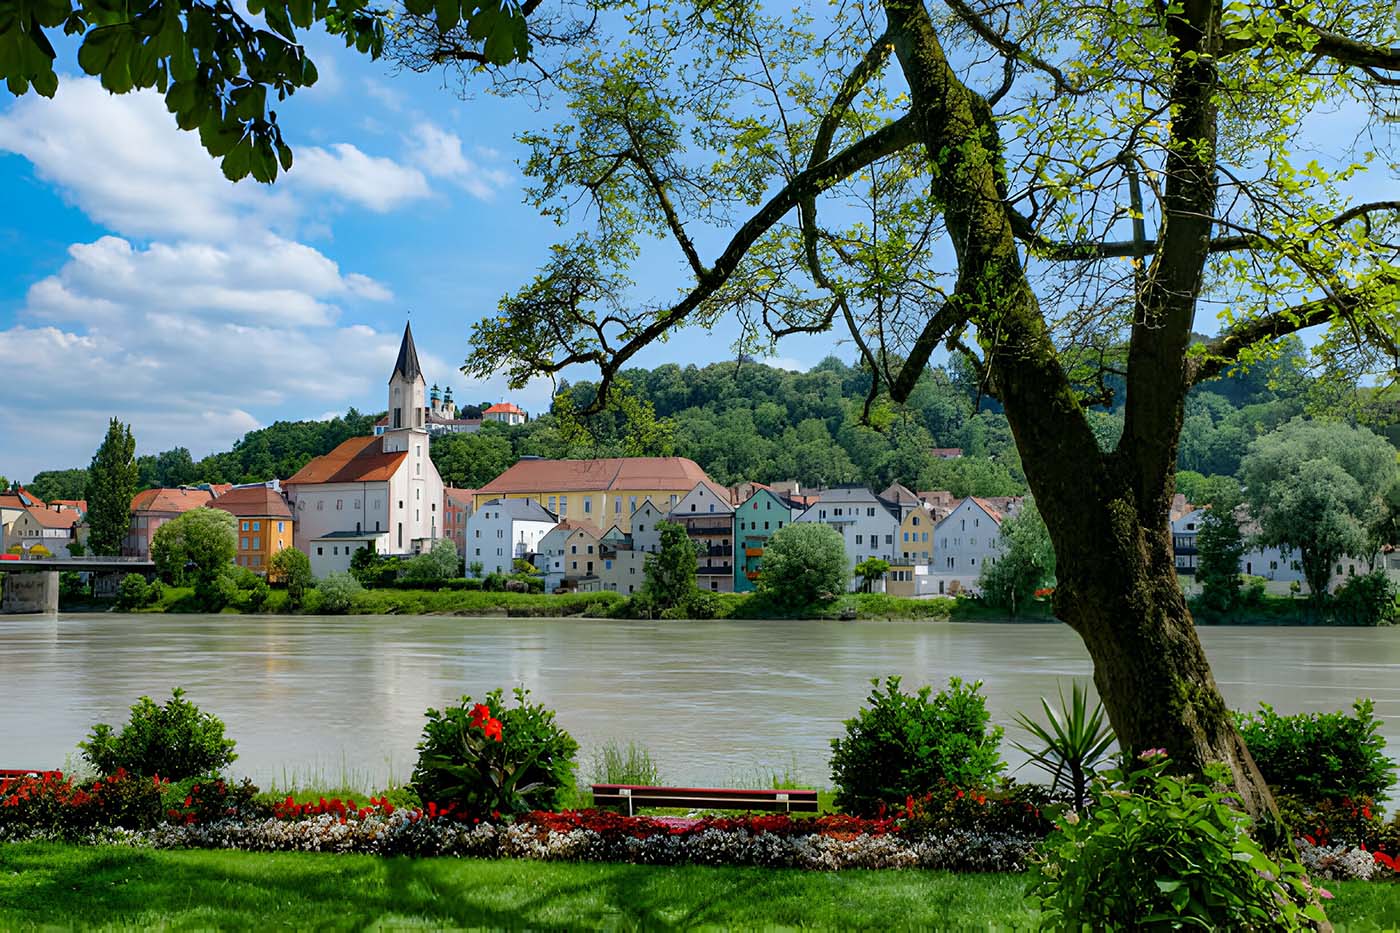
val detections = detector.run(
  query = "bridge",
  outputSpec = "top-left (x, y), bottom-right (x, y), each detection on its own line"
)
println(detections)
top-left (0, 557), bottom-right (155, 615)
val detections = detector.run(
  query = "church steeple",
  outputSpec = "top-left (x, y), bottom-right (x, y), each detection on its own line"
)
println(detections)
top-left (385, 321), bottom-right (427, 443)
top-left (391, 322), bottom-right (422, 384)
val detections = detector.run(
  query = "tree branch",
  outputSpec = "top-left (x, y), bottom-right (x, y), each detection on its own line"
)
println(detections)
top-left (940, 0), bottom-right (1080, 96)
top-left (1188, 270), bottom-right (1400, 386)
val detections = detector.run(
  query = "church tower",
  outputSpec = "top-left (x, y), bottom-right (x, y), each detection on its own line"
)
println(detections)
top-left (383, 322), bottom-right (427, 453)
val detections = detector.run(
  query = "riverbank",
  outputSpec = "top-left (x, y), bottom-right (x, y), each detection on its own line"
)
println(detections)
top-left (0, 842), bottom-right (1393, 930)
top-left (65, 585), bottom-right (1053, 622)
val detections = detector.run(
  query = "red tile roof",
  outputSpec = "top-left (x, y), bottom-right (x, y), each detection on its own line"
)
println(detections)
top-left (285, 436), bottom-right (407, 485)
top-left (51, 499), bottom-right (87, 513)
top-left (130, 488), bottom-right (215, 514)
top-left (0, 486), bottom-right (45, 510)
top-left (444, 487), bottom-right (477, 508)
top-left (484, 402), bottom-right (525, 415)
top-left (478, 457), bottom-right (711, 495)
top-left (968, 496), bottom-right (1005, 524)
top-left (211, 486), bottom-right (293, 519)
top-left (22, 507), bottom-right (80, 530)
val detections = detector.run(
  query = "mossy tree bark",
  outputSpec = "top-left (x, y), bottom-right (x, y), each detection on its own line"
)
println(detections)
top-left (883, 0), bottom-right (1283, 838)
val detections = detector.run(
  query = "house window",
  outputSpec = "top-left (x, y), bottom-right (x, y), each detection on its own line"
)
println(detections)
top-left (867, 508), bottom-right (875, 517)
top-left (560, 496), bottom-right (568, 516)
top-left (584, 498), bottom-right (592, 514)
top-left (252, 521), bottom-right (260, 531)
top-left (241, 521), bottom-right (250, 532)
top-left (336, 499), bottom-right (343, 510)
top-left (240, 537), bottom-right (249, 549)
top-left (630, 496), bottom-right (638, 512)
top-left (317, 501), bottom-right (323, 511)
top-left (316, 546), bottom-right (324, 556)
top-left (253, 537), bottom-right (260, 549)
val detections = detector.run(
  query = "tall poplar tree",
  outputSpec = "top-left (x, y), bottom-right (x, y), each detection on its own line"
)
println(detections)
top-left (85, 419), bottom-right (138, 557)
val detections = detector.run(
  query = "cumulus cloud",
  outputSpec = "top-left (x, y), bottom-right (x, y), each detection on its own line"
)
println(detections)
top-left (290, 143), bottom-right (431, 212)
top-left (407, 122), bottom-right (511, 200)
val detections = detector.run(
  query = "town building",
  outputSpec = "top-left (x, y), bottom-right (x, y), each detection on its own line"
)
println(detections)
top-left (285, 322), bottom-right (446, 578)
top-left (597, 542), bottom-right (648, 595)
top-left (123, 487), bottom-right (216, 558)
top-left (3, 505), bottom-right (80, 558)
top-left (0, 486), bottom-right (45, 541)
top-left (897, 505), bottom-right (937, 564)
top-left (794, 486), bottom-right (901, 588)
top-left (734, 485), bottom-right (806, 592)
top-left (443, 487), bottom-right (477, 555)
top-left (483, 402), bottom-right (528, 426)
top-left (474, 457), bottom-right (711, 534)
top-left (928, 497), bottom-right (1007, 594)
top-left (669, 480), bottom-right (736, 592)
top-left (464, 498), bottom-right (558, 576)
top-left (629, 500), bottom-right (666, 553)
top-left (210, 485), bottom-right (294, 575)
top-left (537, 520), bottom-right (602, 591)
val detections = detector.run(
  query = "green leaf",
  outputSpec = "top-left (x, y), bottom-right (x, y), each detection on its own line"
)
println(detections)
top-left (1154, 879), bottom-right (1182, 893)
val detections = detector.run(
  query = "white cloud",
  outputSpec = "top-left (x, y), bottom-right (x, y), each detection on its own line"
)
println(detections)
top-left (759, 355), bottom-right (808, 372)
top-left (0, 78), bottom-right (291, 240)
top-left (407, 122), bottom-right (511, 200)
top-left (290, 143), bottom-right (431, 212)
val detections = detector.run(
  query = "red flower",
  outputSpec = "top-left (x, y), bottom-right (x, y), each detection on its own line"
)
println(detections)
top-left (484, 718), bottom-right (503, 742)
top-left (470, 703), bottom-right (491, 728)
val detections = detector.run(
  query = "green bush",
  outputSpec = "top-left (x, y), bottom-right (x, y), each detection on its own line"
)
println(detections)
top-left (1030, 756), bottom-right (1323, 930)
top-left (246, 579), bottom-right (271, 611)
top-left (482, 571), bottom-right (507, 592)
top-left (317, 572), bottom-right (363, 614)
top-left (1330, 569), bottom-right (1397, 626)
top-left (115, 573), bottom-right (151, 610)
top-left (1236, 699), bottom-right (1396, 803)
top-left (412, 687), bottom-right (578, 818)
top-left (79, 688), bottom-right (238, 780)
top-left (682, 588), bottom-right (722, 619)
top-left (829, 676), bottom-right (1004, 816)
top-left (194, 567), bottom-right (239, 611)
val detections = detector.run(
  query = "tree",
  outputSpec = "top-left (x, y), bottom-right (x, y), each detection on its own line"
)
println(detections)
top-left (151, 507), bottom-right (236, 584)
top-left (431, 429), bottom-right (516, 489)
top-left (401, 539), bottom-right (463, 583)
top-left (14, 0), bottom-right (1399, 842)
top-left (977, 501), bottom-right (1055, 615)
top-left (153, 447), bottom-right (198, 488)
top-left (1195, 508), bottom-right (1247, 614)
top-left (269, 546), bottom-right (311, 607)
top-left (757, 524), bottom-right (848, 610)
top-left (84, 419), bottom-right (138, 556)
top-left (853, 557), bottom-right (890, 593)
top-left (1241, 420), bottom-right (1397, 598)
top-left (441, 0), bottom-right (1400, 835)
top-left (640, 521), bottom-right (698, 610)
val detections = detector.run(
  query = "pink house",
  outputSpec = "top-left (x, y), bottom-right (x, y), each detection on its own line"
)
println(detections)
top-left (123, 487), bottom-right (216, 558)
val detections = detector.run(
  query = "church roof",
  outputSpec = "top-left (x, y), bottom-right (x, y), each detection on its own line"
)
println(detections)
top-left (284, 436), bottom-right (407, 485)
top-left (391, 322), bottom-right (422, 384)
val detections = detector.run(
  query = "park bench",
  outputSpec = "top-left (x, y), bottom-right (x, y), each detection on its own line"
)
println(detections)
top-left (0, 769), bottom-right (55, 780)
top-left (591, 783), bottom-right (819, 817)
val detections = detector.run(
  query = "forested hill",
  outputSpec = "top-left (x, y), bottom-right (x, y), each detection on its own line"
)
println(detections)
top-left (21, 343), bottom-right (1399, 504)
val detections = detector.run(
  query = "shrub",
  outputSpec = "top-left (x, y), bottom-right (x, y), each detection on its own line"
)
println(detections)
top-left (1236, 699), bottom-right (1396, 803)
top-left (1030, 755), bottom-right (1324, 931)
top-left (1330, 569), bottom-right (1397, 626)
top-left (900, 780), bottom-right (1056, 839)
top-left (194, 567), bottom-right (240, 611)
top-left (162, 775), bottom-right (266, 825)
top-left (246, 579), bottom-right (271, 611)
top-left (115, 573), bottom-right (151, 610)
top-left (830, 676), bottom-right (1004, 816)
top-left (412, 687), bottom-right (578, 819)
top-left (682, 588), bottom-right (721, 619)
top-left (317, 572), bottom-right (363, 614)
top-left (79, 688), bottom-right (238, 780)
top-left (591, 740), bottom-right (663, 787)
top-left (482, 572), bottom-right (507, 592)
top-left (0, 769), bottom-right (166, 839)
top-left (270, 546), bottom-right (313, 607)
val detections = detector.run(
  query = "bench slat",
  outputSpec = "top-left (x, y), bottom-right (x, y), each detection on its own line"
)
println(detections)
top-left (591, 784), bottom-right (819, 814)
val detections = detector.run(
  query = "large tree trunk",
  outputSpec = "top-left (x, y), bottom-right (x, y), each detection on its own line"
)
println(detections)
top-left (1045, 481), bottom-right (1286, 847)
top-left (881, 0), bottom-right (1287, 844)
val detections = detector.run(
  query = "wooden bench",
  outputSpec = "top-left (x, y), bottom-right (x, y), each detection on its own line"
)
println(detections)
top-left (591, 783), bottom-right (819, 816)
top-left (0, 769), bottom-right (54, 781)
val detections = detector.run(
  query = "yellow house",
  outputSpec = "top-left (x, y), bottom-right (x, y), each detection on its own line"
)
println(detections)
top-left (473, 457), bottom-right (713, 534)
top-left (897, 506), bottom-right (936, 564)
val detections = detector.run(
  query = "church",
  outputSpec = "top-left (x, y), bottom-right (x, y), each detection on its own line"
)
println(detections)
top-left (285, 323), bottom-right (447, 578)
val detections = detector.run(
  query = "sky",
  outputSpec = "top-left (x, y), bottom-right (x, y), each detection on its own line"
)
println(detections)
top-left (1, 21), bottom-right (1391, 483)
top-left (0, 33), bottom-right (835, 483)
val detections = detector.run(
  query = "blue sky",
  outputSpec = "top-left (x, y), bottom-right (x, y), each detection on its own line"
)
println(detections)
top-left (0, 35), bottom-right (837, 482)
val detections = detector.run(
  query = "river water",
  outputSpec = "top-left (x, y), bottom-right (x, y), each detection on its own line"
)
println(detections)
top-left (1, 614), bottom-right (1397, 796)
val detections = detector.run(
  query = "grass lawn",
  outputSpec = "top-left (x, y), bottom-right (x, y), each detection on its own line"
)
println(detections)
top-left (1, 843), bottom-right (1396, 931)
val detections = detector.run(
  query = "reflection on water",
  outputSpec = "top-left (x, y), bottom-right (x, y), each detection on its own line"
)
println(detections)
top-left (1, 615), bottom-right (1397, 794)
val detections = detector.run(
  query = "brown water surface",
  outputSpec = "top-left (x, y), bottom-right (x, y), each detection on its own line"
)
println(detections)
top-left (1, 615), bottom-right (1396, 795)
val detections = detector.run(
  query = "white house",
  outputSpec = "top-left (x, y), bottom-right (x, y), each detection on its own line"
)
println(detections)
top-left (483, 402), bottom-right (528, 426)
top-left (537, 520), bottom-right (601, 591)
top-left (285, 323), bottom-right (447, 578)
top-left (630, 499), bottom-right (666, 554)
top-left (465, 498), bottom-right (558, 576)
top-left (3, 506), bottom-right (79, 558)
top-left (795, 486), bottom-right (901, 588)
top-left (1172, 506), bottom-right (1312, 594)
top-left (929, 497), bottom-right (1007, 594)
top-left (597, 544), bottom-right (648, 595)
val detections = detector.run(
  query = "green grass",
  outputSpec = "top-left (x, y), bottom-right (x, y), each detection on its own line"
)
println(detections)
top-left (107, 586), bottom-right (625, 617)
top-left (695, 591), bottom-right (1054, 622)
top-left (1, 842), bottom-right (1395, 931)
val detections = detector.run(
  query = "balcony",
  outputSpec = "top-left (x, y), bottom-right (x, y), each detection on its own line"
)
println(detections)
top-left (745, 570), bottom-right (760, 581)
top-left (705, 545), bottom-right (733, 557)
top-left (686, 523), bottom-right (732, 536)
top-left (743, 547), bottom-right (764, 558)
top-left (698, 563), bottom-right (733, 576)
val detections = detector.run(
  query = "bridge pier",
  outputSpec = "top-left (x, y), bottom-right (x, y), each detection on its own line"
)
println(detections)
top-left (1, 570), bottom-right (59, 614)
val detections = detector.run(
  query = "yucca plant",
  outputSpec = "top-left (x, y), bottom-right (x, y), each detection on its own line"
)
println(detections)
top-left (1014, 682), bottom-right (1116, 810)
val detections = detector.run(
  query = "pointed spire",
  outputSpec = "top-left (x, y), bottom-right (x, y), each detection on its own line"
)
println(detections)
top-left (391, 321), bottom-right (422, 383)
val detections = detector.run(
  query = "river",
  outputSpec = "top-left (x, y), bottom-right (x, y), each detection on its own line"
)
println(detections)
top-left (1, 614), bottom-right (1397, 796)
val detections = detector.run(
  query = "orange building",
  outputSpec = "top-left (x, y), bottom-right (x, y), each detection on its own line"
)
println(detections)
top-left (211, 486), bottom-right (295, 576)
